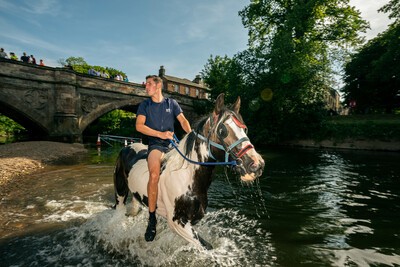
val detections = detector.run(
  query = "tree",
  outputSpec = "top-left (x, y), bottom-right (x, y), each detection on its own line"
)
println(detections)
top-left (201, 55), bottom-right (245, 104)
top-left (202, 1), bottom-right (368, 143)
top-left (379, 0), bottom-right (400, 21)
top-left (235, 0), bottom-right (368, 142)
top-left (84, 109), bottom-right (136, 137)
top-left (63, 56), bottom-right (126, 79)
top-left (0, 114), bottom-right (26, 138)
top-left (343, 23), bottom-right (400, 113)
top-left (65, 56), bottom-right (87, 66)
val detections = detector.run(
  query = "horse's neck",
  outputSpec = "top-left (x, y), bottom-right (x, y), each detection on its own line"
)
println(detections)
top-left (191, 136), bottom-right (215, 192)
top-left (173, 133), bottom-right (215, 193)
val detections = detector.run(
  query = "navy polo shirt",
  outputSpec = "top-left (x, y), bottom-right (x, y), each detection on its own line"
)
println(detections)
top-left (137, 97), bottom-right (182, 147)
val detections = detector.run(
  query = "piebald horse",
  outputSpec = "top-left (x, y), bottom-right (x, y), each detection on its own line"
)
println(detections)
top-left (113, 93), bottom-right (265, 249)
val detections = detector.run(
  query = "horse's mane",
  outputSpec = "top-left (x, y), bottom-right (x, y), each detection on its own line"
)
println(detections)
top-left (184, 115), bottom-right (208, 157)
top-left (160, 115), bottom-right (210, 167)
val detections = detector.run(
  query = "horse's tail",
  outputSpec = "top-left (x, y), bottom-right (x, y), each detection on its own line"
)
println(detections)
top-left (113, 147), bottom-right (131, 209)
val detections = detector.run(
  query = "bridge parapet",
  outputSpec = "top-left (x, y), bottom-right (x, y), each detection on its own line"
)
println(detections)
top-left (0, 58), bottom-right (204, 142)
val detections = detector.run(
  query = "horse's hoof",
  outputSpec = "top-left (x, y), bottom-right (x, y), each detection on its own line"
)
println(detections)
top-left (199, 236), bottom-right (213, 250)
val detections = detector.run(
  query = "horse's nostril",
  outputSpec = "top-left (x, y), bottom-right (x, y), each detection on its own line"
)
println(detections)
top-left (249, 162), bottom-right (259, 172)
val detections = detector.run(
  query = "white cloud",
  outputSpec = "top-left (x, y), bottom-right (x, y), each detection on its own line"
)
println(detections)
top-left (22, 0), bottom-right (61, 16)
top-left (350, 0), bottom-right (393, 39)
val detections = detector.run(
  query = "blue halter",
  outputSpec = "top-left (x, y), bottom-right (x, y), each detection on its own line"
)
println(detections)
top-left (170, 130), bottom-right (249, 167)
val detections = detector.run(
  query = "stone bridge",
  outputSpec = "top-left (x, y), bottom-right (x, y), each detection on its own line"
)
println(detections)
top-left (0, 59), bottom-right (205, 142)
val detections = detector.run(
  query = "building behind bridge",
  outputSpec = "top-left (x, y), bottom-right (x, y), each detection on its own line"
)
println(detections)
top-left (158, 66), bottom-right (210, 99)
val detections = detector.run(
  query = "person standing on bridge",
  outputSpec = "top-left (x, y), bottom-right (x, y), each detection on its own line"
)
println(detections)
top-left (0, 48), bottom-right (8, 59)
top-left (30, 55), bottom-right (36, 65)
top-left (9, 52), bottom-right (18, 61)
top-left (20, 52), bottom-right (30, 63)
top-left (136, 75), bottom-right (191, 242)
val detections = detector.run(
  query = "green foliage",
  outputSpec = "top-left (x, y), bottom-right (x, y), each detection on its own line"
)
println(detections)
top-left (201, 55), bottom-right (246, 102)
top-left (379, 0), bottom-right (400, 21)
top-left (84, 110), bottom-right (136, 137)
top-left (342, 23), bottom-right (400, 114)
top-left (65, 56), bottom-right (87, 66)
top-left (315, 115), bottom-right (400, 141)
top-left (0, 114), bottom-right (26, 136)
top-left (245, 0), bottom-right (368, 143)
top-left (239, 0), bottom-right (368, 50)
top-left (64, 56), bottom-right (127, 79)
top-left (192, 98), bottom-right (212, 115)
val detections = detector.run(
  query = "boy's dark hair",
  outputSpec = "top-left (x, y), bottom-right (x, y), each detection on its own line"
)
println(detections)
top-left (146, 75), bottom-right (163, 85)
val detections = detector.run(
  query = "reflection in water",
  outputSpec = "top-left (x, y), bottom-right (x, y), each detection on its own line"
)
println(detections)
top-left (262, 148), bottom-right (400, 266)
top-left (0, 146), bottom-right (399, 266)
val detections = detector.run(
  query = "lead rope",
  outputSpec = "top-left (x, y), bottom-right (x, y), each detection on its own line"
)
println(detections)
top-left (170, 134), bottom-right (238, 166)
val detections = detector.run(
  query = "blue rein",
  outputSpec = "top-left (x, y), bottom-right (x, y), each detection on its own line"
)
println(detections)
top-left (169, 134), bottom-right (238, 166)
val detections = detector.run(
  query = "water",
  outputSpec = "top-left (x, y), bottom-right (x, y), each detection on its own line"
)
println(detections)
top-left (0, 146), bottom-right (399, 266)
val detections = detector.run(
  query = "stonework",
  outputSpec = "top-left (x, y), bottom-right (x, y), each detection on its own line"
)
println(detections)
top-left (0, 59), bottom-right (204, 143)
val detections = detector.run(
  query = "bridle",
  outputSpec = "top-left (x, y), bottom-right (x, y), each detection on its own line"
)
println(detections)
top-left (193, 112), bottom-right (254, 166)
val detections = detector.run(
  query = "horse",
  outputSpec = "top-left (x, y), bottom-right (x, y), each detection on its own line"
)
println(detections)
top-left (113, 93), bottom-right (265, 250)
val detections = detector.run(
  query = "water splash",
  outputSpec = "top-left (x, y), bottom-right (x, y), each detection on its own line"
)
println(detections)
top-left (1, 208), bottom-right (275, 266)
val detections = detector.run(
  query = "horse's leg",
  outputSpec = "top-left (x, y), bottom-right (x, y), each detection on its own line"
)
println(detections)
top-left (167, 219), bottom-right (213, 250)
top-left (113, 155), bottom-right (129, 211)
top-left (128, 195), bottom-right (141, 216)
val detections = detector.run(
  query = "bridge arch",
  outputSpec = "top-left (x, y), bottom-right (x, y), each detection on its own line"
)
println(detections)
top-left (0, 95), bottom-right (49, 137)
top-left (79, 98), bottom-right (143, 133)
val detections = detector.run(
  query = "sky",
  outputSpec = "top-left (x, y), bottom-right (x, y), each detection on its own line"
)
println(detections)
top-left (0, 0), bottom-right (393, 84)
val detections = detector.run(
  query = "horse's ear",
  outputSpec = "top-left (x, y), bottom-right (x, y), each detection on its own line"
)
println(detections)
top-left (214, 93), bottom-right (225, 115)
top-left (232, 96), bottom-right (241, 114)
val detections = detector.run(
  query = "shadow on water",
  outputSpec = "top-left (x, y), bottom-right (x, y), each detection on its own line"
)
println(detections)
top-left (0, 145), bottom-right (400, 266)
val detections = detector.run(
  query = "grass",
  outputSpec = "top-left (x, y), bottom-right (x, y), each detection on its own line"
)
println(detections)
top-left (315, 114), bottom-right (400, 141)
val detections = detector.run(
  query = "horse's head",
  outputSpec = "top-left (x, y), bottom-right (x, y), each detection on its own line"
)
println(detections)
top-left (204, 93), bottom-right (265, 182)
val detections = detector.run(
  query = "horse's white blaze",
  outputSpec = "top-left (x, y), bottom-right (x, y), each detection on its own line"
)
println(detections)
top-left (225, 117), bottom-right (265, 182)
top-left (226, 118), bottom-right (248, 140)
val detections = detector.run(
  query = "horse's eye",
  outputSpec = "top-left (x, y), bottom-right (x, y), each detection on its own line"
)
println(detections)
top-left (217, 124), bottom-right (228, 139)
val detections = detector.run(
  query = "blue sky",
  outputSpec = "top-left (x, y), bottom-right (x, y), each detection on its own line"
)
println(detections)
top-left (0, 0), bottom-right (393, 84)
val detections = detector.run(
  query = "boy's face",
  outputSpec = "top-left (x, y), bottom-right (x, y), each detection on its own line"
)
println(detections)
top-left (145, 78), bottom-right (160, 97)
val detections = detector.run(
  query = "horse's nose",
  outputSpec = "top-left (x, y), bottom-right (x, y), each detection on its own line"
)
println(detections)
top-left (248, 161), bottom-right (261, 173)
top-left (248, 160), bottom-right (264, 176)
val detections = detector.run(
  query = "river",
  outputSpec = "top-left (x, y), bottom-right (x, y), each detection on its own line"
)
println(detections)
top-left (0, 146), bottom-right (399, 266)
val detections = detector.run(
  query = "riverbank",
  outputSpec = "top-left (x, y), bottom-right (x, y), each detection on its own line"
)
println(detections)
top-left (283, 139), bottom-right (400, 152)
top-left (0, 141), bottom-right (87, 195)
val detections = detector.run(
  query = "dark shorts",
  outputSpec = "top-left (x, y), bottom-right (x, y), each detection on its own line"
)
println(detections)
top-left (147, 144), bottom-right (171, 158)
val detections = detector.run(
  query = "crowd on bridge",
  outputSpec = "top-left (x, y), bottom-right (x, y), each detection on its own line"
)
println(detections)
top-left (1, 47), bottom-right (45, 66)
top-left (87, 68), bottom-right (129, 82)
top-left (1, 47), bottom-right (131, 83)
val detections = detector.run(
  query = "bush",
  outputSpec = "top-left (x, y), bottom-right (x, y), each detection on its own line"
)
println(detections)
top-left (313, 115), bottom-right (400, 141)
